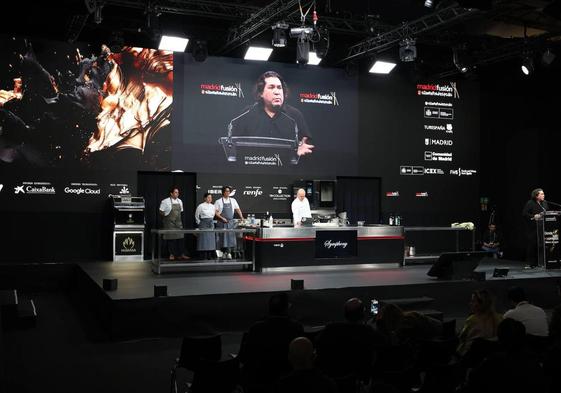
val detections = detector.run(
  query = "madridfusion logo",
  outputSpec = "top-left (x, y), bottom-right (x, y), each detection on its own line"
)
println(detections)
top-left (299, 91), bottom-right (339, 105)
top-left (200, 82), bottom-right (244, 98)
top-left (417, 83), bottom-right (459, 99)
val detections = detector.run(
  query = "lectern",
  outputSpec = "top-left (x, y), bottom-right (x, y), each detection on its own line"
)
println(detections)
top-left (536, 211), bottom-right (561, 269)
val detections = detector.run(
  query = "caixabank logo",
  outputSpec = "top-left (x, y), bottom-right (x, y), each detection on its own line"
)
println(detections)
top-left (200, 82), bottom-right (244, 98)
top-left (299, 91), bottom-right (339, 105)
top-left (14, 182), bottom-right (56, 195)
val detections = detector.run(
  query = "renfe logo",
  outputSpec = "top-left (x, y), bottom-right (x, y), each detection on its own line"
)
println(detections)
top-left (324, 240), bottom-right (348, 249)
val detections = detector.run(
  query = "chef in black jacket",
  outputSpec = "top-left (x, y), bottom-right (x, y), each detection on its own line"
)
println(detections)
top-left (522, 188), bottom-right (548, 267)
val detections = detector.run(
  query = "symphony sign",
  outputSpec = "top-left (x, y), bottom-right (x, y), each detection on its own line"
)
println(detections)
top-left (315, 230), bottom-right (357, 259)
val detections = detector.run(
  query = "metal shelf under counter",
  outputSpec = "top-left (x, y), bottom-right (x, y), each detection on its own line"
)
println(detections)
top-left (244, 225), bottom-right (404, 272)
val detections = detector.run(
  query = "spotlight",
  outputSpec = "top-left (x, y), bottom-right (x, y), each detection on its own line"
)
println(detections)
top-left (271, 22), bottom-right (289, 48)
top-left (453, 47), bottom-right (470, 73)
top-left (296, 35), bottom-right (310, 64)
top-left (521, 56), bottom-right (534, 75)
top-left (399, 38), bottom-right (417, 62)
top-left (192, 40), bottom-right (208, 62)
top-left (94, 4), bottom-right (103, 24)
top-left (424, 0), bottom-right (435, 8)
top-left (542, 49), bottom-right (556, 66)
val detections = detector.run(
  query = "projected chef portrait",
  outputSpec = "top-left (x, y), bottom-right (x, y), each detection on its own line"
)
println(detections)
top-left (219, 71), bottom-right (313, 165)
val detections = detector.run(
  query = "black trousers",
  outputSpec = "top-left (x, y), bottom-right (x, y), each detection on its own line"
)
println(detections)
top-left (166, 238), bottom-right (185, 257)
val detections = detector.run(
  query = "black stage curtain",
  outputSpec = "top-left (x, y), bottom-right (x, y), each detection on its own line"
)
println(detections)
top-left (336, 176), bottom-right (381, 225)
top-left (137, 171), bottom-right (197, 259)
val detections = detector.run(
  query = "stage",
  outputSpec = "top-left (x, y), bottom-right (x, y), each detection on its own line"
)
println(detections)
top-left (65, 258), bottom-right (561, 340)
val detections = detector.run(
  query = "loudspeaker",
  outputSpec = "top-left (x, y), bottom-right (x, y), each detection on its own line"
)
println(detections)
top-left (291, 279), bottom-right (304, 290)
top-left (154, 285), bottom-right (168, 297)
top-left (493, 268), bottom-right (509, 278)
top-left (103, 278), bottom-right (118, 291)
top-left (427, 251), bottom-right (490, 279)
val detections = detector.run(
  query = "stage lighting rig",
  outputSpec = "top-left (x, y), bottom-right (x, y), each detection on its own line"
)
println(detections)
top-left (272, 22), bottom-right (289, 48)
top-left (399, 38), bottom-right (417, 62)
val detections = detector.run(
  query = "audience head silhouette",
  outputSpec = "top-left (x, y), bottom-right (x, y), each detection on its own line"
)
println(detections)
top-left (507, 286), bottom-right (527, 304)
top-left (269, 292), bottom-right (291, 316)
top-left (344, 297), bottom-right (365, 323)
top-left (288, 337), bottom-right (315, 370)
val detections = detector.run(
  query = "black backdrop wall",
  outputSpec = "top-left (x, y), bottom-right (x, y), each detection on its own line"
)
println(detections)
top-left (479, 61), bottom-right (561, 260)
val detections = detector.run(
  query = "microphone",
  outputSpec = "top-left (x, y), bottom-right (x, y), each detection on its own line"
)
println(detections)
top-left (545, 200), bottom-right (561, 208)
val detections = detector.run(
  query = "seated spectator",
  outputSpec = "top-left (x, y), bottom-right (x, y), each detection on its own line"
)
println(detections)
top-left (371, 303), bottom-right (442, 345)
top-left (481, 223), bottom-right (502, 258)
top-left (275, 337), bottom-right (337, 393)
top-left (240, 292), bottom-right (304, 392)
top-left (457, 289), bottom-right (502, 356)
top-left (544, 291), bottom-right (561, 393)
top-left (461, 318), bottom-right (546, 393)
top-left (316, 298), bottom-right (385, 381)
top-left (503, 286), bottom-right (548, 337)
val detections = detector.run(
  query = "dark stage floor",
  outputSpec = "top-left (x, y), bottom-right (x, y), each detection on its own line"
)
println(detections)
top-left (78, 258), bottom-right (561, 300)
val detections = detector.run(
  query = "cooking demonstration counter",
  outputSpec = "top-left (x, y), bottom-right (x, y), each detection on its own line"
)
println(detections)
top-left (245, 225), bottom-right (404, 272)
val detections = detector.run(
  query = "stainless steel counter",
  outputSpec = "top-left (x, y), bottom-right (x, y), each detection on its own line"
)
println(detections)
top-left (252, 225), bottom-right (404, 239)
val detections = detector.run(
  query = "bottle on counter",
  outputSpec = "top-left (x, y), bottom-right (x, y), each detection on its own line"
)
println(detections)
top-left (269, 213), bottom-right (274, 228)
top-left (395, 215), bottom-right (401, 226)
top-left (389, 213), bottom-right (395, 226)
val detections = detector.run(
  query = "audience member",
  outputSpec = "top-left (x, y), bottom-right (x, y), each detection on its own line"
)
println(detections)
top-left (544, 285), bottom-right (561, 393)
top-left (240, 292), bottom-right (304, 392)
top-left (503, 286), bottom-right (548, 337)
top-left (461, 318), bottom-right (546, 393)
top-left (371, 303), bottom-right (442, 345)
top-left (457, 289), bottom-right (502, 356)
top-left (316, 298), bottom-right (384, 381)
top-left (275, 337), bottom-right (337, 393)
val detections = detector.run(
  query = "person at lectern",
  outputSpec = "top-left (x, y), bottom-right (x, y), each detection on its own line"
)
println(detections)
top-left (292, 188), bottom-right (312, 227)
top-left (215, 186), bottom-right (244, 260)
top-left (159, 186), bottom-right (190, 261)
top-left (522, 188), bottom-right (549, 268)
top-left (195, 193), bottom-right (216, 260)
top-left (227, 71), bottom-right (314, 157)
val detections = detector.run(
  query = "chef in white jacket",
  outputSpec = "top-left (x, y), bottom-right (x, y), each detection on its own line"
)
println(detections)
top-left (291, 188), bottom-right (312, 227)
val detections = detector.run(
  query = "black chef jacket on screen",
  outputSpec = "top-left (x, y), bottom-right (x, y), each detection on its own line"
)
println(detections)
top-left (228, 103), bottom-right (311, 141)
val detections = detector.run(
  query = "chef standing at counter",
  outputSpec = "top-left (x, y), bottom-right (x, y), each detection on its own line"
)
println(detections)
top-left (292, 188), bottom-right (312, 227)
top-left (195, 193), bottom-right (217, 260)
top-left (215, 186), bottom-right (244, 259)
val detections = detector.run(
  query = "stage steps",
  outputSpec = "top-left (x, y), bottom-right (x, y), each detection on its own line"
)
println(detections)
top-left (0, 289), bottom-right (37, 329)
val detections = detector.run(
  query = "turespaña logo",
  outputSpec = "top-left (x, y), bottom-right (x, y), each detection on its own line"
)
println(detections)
top-left (200, 82), bottom-right (244, 98)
